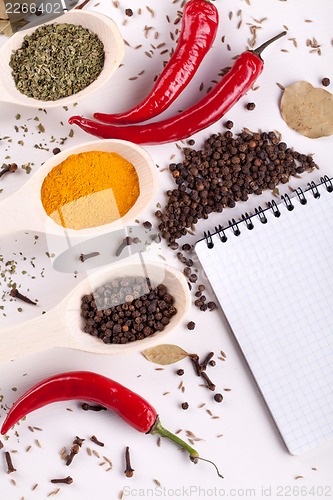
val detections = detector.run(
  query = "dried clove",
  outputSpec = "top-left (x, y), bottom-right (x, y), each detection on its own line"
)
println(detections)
top-left (75, 0), bottom-right (92, 9)
top-left (66, 436), bottom-right (85, 466)
top-left (124, 446), bottom-right (134, 478)
top-left (81, 403), bottom-right (107, 411)
top-left (79, 251), bottom-right (100, 262)
top-left (51, 476), bottom-right (73, 484)
top-left (5, 451), bottom-right (16, 474)
top-left (200, 352), bottom-right (214, 372)
top-left (201, 372), bottom-right (216, 391)
top-left (115, 236), bottom-right (140, 257)
top-left (0, 163), bottom-right (18, 179)
top-left (90, 435), bottom-right (104, 447)
top-left (10, 287), bottom-right (37, 305)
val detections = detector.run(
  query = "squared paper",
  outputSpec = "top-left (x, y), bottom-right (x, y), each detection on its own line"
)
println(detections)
top-left (196, 181), bottom-right (333, 455)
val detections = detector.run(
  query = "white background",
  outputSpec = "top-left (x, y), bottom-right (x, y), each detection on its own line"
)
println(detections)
top-left (0, 0), bottom-right (332, 498)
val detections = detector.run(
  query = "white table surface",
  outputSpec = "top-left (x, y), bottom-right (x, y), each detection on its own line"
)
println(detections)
top-left (0, 0), bottom-right (332, 498)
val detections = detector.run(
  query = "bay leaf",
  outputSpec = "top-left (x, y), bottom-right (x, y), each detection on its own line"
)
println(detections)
top-left (280, 81), bottom-right (333, 138)
top-left (142, 344), bottom-right (191, 365)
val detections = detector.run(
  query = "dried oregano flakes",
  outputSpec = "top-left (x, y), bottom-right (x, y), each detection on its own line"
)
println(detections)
top-left (9, 23), bottom-right (105, 101)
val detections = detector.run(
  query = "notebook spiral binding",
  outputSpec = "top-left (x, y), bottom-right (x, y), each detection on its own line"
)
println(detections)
top-left (204, 176), bottom-right (333, 249)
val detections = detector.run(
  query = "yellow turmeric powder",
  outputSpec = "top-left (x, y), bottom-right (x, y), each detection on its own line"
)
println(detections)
top-left (41, 151), bottom-right (140, 230)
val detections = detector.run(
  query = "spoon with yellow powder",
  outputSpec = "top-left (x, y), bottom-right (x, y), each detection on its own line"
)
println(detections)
top-left (0, 139), bottom-right (158, 237)
top-left (0, 259), bottom-right (191, 364)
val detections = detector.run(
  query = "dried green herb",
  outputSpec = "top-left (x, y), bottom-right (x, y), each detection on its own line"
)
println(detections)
top-left (10, 23), bottom-right (105, 101)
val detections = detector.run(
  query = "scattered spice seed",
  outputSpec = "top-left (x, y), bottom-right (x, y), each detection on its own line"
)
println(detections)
top-left (214, 393), bottom-right (223, 403)
top-left (52, 147), bottom-right (61, 155)
top-left (10, 287), bottom-right (37, 305)
top-left (32, 483), bottom-right (38, 491)
top-left (124, 446), bottom-right (134, 478)
top-left (103, 456), bottom-right (113, 466)
top-left (5, 451), bottom-right (16, 473)
top-left (209, 360), bottom-right (216, 366)
top-left (176, 369), bottom-right (184, 376)
top-left (90, 435), bottom-right (104, 447)
top-left (125, 8), bottom-right (133, 16)
top-left (0, 163), bottom-right (18, 179)
top-left (47, 488), bottom-right (60, 497)
top-left (322, 77), bottom-right (330, 87)
top-left (246, 102), bottom-right (256, 110)
top-left (181, 402), bottom-right (189, 410)
top-left (92, 450), bottom-right (100, 458)
top-left (0, 440), bottom-right (3, 449)
top-left (154, 479), bottom-right (162, 487)
top-left (223, 388), bottom-right (232, 392)
top-left (51, 477), bottom-right (73, 485)
top-left (35, 439), bottom-right (42, 448)
top-left (187, 321), bottom-right (196, 330)
top-left (79, 251), bottom-right (100, 262)
top-left (295, 476), bottom-right (304, 480)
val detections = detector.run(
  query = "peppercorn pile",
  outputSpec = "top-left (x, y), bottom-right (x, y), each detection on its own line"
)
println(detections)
top-left (81, 277), bottom-right (177, 344)
top-left (156, 127), bottom-right (319, 244)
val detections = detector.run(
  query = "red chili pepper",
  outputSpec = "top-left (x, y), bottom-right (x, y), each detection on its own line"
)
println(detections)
top-left (0, 371), bottom-right (204, 464)
top-left (69, 32), bottom-right (286, 145)
top-left (93, 0), bottom-right (219, 125)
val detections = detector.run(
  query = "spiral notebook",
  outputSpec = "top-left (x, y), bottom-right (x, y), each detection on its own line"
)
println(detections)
top-left (195, 176), bottom-right (333, 455)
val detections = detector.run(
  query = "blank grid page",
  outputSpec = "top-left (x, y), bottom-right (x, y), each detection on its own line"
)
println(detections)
top-left (196, 185), bottom-right (333, 455)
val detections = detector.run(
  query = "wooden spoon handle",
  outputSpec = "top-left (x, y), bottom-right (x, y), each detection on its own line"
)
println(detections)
top-left (0, 309), bottom-right (67, 364)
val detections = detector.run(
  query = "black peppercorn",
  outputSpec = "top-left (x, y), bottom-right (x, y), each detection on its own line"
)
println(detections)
top-left (125, 8), bottom-right (133, 16)
top-left (53, 147), bottom-right (61, 155)
top-left (214, 393), bottom-right (223, 403)
top-left (321, 77), bottom-right (330, 87)
top-left (246, 102), bottom-right (256, 110)
top-left (186, 321), bottom-right (195, 330)
top-left (176, 369), bottom-right (184, 376)
top-left (225, 120), bottom-right (234, 129)
top-left (155, 126), bottom-right (319, 253)
top-left (181, 402), bottom-right (189, 410)
top-left (81, 277), bottom-right (177, 344)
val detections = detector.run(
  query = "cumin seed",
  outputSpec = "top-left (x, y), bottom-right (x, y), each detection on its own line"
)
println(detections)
top-left (47, 489), bottom-right (60, 497)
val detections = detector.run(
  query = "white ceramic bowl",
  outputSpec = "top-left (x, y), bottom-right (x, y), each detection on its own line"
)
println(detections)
top-left (0, 10), bottom-right (125, 107)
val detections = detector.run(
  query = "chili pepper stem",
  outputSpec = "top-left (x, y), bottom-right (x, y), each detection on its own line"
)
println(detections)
top-left (150, 418), bottom-right (199, 461)
top-left (253, 31), bottom-right (287, 58)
